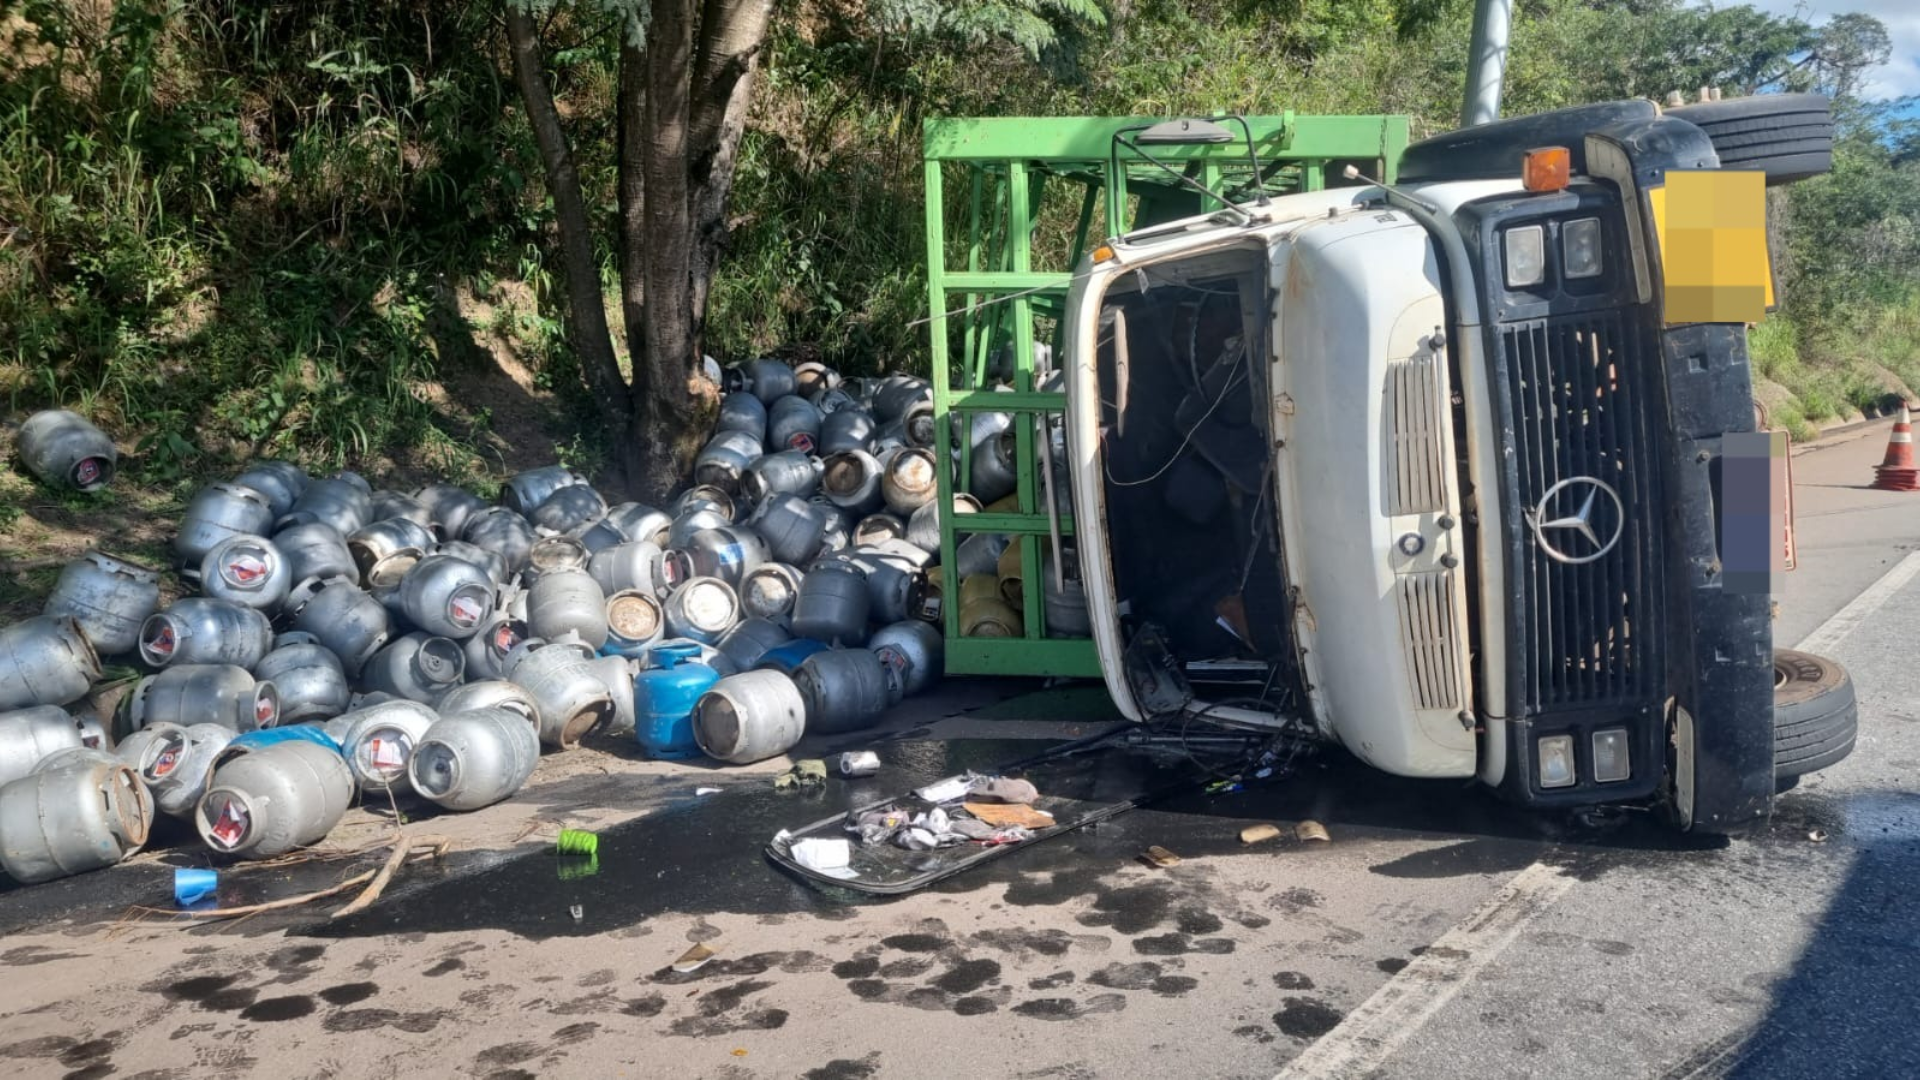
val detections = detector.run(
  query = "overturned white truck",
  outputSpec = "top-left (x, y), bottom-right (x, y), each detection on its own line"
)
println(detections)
top-left (1064, 95), bottom-right (1856, 834)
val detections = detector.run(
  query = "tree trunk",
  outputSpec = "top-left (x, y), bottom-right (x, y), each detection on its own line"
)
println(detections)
top-left (505, 6), bottom-right (630, 424)
top-left (629, 0), bottom-right (710, 502)
top-left (686, 0), bottom-right (773, 340)
top-left (617, 40), bottom-right (649, 366)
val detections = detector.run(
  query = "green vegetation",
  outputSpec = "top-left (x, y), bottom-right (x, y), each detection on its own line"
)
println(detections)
top-left (1, 0), bottom-right (1914, 486)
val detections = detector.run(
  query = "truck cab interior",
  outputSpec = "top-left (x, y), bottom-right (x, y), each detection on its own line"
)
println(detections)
top-left (1092, 246), bottom-right (1305, 714)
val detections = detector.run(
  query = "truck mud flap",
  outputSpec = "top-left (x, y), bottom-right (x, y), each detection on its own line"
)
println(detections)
top-left (765, 732), bottom-right (1203, 896)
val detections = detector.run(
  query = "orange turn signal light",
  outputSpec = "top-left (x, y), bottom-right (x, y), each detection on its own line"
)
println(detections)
top-left (1091, 244), bottom-right (1117, 263)
top-left (1523, 147), bottom-right (1571, 192)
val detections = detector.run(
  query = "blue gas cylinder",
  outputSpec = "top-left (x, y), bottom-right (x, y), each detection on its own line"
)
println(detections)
top-left (754, 637), bottom-right (829, 676)
top-left (634, 639), bottom-right (720, 759)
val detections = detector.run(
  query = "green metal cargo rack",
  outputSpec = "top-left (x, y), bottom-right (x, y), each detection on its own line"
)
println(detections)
top-left (923, 112), bottom-right (1411, 676)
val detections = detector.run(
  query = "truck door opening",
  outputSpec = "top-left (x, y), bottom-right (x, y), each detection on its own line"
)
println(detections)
top-left (1093, 247), bottom-right (1304, 710)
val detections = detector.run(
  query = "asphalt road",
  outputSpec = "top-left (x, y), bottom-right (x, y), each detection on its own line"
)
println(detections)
top-left (0, 420), bottom-right (1915, 1080)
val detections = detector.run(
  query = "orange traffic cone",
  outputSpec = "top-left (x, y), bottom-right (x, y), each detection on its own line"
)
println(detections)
top-left (1873, 406), bottom-right (1920, 491)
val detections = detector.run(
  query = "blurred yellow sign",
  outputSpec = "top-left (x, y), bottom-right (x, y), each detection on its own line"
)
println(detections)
top-left (1647, 171), bottom-right (1773, 323)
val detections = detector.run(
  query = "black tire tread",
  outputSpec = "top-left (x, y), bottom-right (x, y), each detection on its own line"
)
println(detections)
top-left (1772, 648), bottom-right (1856, 779)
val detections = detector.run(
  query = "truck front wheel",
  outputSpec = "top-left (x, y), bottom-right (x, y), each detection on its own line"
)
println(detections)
top-left (1773, 648), bottom-right (1858, 783)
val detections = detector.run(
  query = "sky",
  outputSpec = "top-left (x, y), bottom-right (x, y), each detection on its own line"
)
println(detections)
top-left (1743, 0), bottom-right (1920, 103)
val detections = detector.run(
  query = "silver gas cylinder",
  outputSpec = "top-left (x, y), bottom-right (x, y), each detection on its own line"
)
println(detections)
top-left (584, 654), bottom-right (637, 737)
top-left (414, 483), bottom-right (489, 542)
top-left (675, 483), bottom-right (738, 523)
top-left (766, 394), bottom-right (823, 455)
top-left (399, 554), bottom-right (496, 639)
top-left (854, 513), bottom-right (907, 547)
top-left (436, 679), bottom-right (539, 726)
top-left (871, 374), bottom-right (931, 424)
top-left (819, 408), bottom-right (875, 455)
top-left (175, 483), bottom-right (275, 572)
top-left (869, 619), bottom-right (943, 698)
top-left (820, 449), bottom-right (886, 516)
top-left (125, 663), bottom-right (279, 732)
top-left (954, 532), bottom-right (1012, 579)
top-left (369, 490), bottom-right (434, 532)
top-left (347, 517), bottom-right (434, 584)
top-left (740, 563), bottom-right (804, 628)
top-left (231, 461), bottom-right (308, 519)
top-left (42, 551), bottom-right (161, 656)
top-left (284, 575), bottom-right (392, 678)
top-left (462, 507), bottom-right (536, 575)
top-left (119, 721), bottom-right (233, 818)
top-left (905, 494), bottom-right (980, 556)
top-left (790, 560), bottom-right (869, 645)
top-left (667, 506), bottom-right (732, 550)
top-left (530, 483), bottom-right (607, 536)
top-left (793, 647), bottom-right (892, 734)
top-left (196, 740), bottom-right (352, 859)
top-left (580, 502), bottom-right (668, 553)
top-left (360, 632), bottom-right (466, 704)
top-left (432, 540), bottom-right (509, 586)
top-left (253, 640), bottom-right (349, 725)
top-left (715, 392), bottom-right (769, 444)
top-left (138, 597), bottom-right (272, 670)
top-left (740, 450), bottom-right (822, 504)
top-left (0, 705), bottom-right (95, 787)
top-left (693, 670), bottom-right (807, 765)
top-left (525, 534), bottom-right (590, 583)
top-left (408, 706), bottom-right (542, 811)
top-left (338, 700), bottom-right (439, 794)
top-left (500, 465), bottom-right (587, 515)
top-left (463, 615), bottom-right (529, 682)
top-left (504, 639), bottom-right (614, 749)
top-left (588, 540), bottom-right (670, 598)
top-left (793, 360), bottom-right (839, 398)
top-left (747, 493), bottom-right (828, 567)
top-left (969, 427), bottom-right (1019, 504)
top-left (848, 545), bottom-right (922, 625)
top-left (667, 526), bottom-right (767, 589)
top-left (18, 409), bottom-right (116, 492)
top-left (272, 521), bottom-right (358, 584)
top-left (274, 476), bottom-right (371, 535)
top-left (881, 447), bottom-right (939, 515)
top-left (662, 577), bottom-right (740, 645)
top-left (526, 569), bottom-right (609, 650)
top-left (713, 617), bottom-right (793, 674)
top-left (693, 429), bottom-right (763, 494)
top-left (199, 534), bottom-right (293, 612)
top-left (734, 358), bottom-right (798, 405)
top-left (604, 590), bottom-right (666, 656)
top-left (0, 758), bottom-right (152, 883)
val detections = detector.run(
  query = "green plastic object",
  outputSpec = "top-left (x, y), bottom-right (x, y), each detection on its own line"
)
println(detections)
top-left (922, 113), bottom-right (1410, 676)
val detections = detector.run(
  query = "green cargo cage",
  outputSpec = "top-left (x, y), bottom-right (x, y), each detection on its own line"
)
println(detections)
top-left (922, 113), bottom-right (1410, 677)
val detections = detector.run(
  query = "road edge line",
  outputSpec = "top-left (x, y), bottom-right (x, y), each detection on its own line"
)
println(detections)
top-left (1273, 861), bottom-right (1576, 1080)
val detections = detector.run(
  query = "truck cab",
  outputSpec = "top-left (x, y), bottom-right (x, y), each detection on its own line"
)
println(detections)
top-left (1061, 99), bottom-right (1856, 833)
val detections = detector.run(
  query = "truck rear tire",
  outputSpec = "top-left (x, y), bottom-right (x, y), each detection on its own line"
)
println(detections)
top-left (1773, 648), bottom-right (1856, 780)
top-left (1664, 93), bottom-right (1833, 186)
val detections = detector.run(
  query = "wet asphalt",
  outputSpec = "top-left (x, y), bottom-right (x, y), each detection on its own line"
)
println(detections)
top-left (0, 426), bottom-right (1916, 1078)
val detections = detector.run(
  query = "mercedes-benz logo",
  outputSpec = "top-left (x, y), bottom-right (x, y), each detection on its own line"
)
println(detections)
top-left (1529, 476), bottom-right (1624, 565)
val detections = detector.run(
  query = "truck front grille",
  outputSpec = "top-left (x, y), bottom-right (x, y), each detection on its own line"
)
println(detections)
top-left (1398, 572), bottom-right (1463, 710)
top-left (1498, 311), bottom-right (1663, 713)
top-left (1386, 358), bottom-right (1448, 515)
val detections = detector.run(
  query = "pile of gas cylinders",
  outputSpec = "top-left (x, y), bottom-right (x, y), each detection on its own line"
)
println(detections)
top-left (0, 358), bottom-right (1082, 888)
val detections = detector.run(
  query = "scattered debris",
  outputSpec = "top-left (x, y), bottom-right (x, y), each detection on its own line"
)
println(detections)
top-left (1139, 845), bottom-right (1182, 869)
top-left (1296, 820), bottom-right (1330, 843)
top-left (835, 750), bottom-right (881, 777)
top-left (965, 801), bottom-right (1054, 829)
top-left (1239, 823), bottom-right (1282, 845)
top-left (673, 942), bottom-right (720, 973)
top-left (1808, 828), bottom-right (1829, 843)
top-left (773, 759), bottom-right (828, 790)
top-left (555, 828), bottom-right (599, 856)
top-left (172, 867), bottom-right (218, 906)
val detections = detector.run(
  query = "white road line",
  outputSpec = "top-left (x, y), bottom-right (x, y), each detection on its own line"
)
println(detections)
top-left (1794, 549), bottom-right (1920, 653)
top-left (1273, 544), bottom-right (1919, 1080)
top-left (1274, 862), bottom-right (1576, 1080)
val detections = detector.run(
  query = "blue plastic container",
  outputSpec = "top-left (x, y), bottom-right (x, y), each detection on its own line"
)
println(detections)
top-left (754, 637), bottom-right (829, 676)
top-left (633, 640), bottom-right (720, 759)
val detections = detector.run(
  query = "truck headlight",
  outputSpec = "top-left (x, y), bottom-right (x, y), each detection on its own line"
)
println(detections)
top-left (1591, 728), bottom-right (1630, 782)
top-left (1564, 217), bottom-right (1603, 279)
top-left (1537, 734), bottom-right (1576, 788)
top-left (1505, 225), bottom-right (1546, 288)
